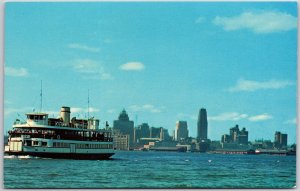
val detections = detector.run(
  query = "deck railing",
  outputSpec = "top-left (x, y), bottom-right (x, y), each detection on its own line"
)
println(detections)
top-left (8, 131), bottom-right (113, 142)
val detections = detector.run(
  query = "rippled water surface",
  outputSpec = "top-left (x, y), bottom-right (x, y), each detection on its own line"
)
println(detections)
top-left (4, 151), bottom-right (296, 188)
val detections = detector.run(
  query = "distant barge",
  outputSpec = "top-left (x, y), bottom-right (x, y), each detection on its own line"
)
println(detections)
top-left (208, 149), bottom-right (296, 156)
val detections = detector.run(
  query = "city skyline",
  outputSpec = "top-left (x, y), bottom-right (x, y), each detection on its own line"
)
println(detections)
top-left (4, 2), bottom-right (297, 144)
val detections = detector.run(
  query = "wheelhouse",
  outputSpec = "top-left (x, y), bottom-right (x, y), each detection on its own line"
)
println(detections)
top-left (26, 113), bottom-right (48, 126)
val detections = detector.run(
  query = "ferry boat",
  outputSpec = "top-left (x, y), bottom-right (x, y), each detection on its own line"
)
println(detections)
top-left (4, 106), bottom-right (115, 160)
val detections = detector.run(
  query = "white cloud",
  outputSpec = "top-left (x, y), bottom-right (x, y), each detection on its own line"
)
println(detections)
top-left (284, 118), bottom-right (296, 125)
top-left (209, 112), bottom-right (273, 122)
top-left (195, 17), bottom-right (206, 24)
top-left (208, 112), bottom-right (248, 121)
top-left (129, 104), bottom-right (163, 113)
top-left (107, 109), bottom-right (116, 114)
top-left (5, 66), bottom-right (28, 77)
top-left (67, 43), bottom-right (100, 53)
top-left (213, 11), bottom-right (297, 34)
top-left (72, 59), bottom-right (113, 80)
top-left (5, 107), bottom-right (32, 116)
top-left (228, 79), bottom-right (294, 92)
top-left (71, 107), bottom-right (99, 114)
top-left (248, 113), bottom-right (273, 121)
top-left (119, 62), bottom-right (145, 71)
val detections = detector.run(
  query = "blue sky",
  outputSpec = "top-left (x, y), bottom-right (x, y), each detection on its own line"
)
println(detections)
top-left (4, 2), bottom-right (297, 144)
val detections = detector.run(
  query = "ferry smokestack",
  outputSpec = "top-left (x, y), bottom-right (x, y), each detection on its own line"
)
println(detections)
top-left (60, 106), bottom-right (71, 124)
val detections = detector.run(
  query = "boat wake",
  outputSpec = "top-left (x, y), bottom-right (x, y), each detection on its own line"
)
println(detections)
top-left (17, 155), bottom-right (32, 159)
top-left (4, 155), bottom-right (17, 159)
top-left (4, 155), bottom-right (39, 159)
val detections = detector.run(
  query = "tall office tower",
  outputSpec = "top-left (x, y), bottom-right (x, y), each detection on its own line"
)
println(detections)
top-left (175, 121), bottom-right (189, 141)
top-left (280, 133), bottom-right (288, 148)
top-left (140, 123), bottom-right (150, 138)
top-left (134, 123), bottom-right (150, 143)
top-left (150, 127), bottom-right (163, 139)
top-left (274, 131), bottom-right (281, 148)
top-left (197, 108), bottom-right (208, 140)
top-left (113, 109), bottom-right (134, 148)
top-left (230, 125), bottom-right (240, 143)
top-left (274, 131), bottom-right (288, 148)
top-left (162, 129), bottom-right (172, 141)
top-left (237, 127), bottom-right (248, 145)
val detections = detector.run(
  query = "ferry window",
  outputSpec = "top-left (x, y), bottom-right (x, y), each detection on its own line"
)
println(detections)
top-left (33, 141), bottom-right (39, 146)
top-left (26, 140), bottom-right (32, 146)
top-left (53, 142), bottom-right (56, 147)
top-left (42, 142), bottom-right (47, 146)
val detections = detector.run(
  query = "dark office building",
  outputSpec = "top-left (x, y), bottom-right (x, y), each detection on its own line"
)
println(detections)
top-left (280, 134), bottom-right (288, 148)
top-left (221, 134), bottom-right (230, 143)
top-left (222, 125), bottom-right (248, 145)
top-left (230, 125), bottom-right (240, 143)
top-left (134, 123), bottom-right (150, 143)
top-left (274, 131), bottom-right (288, 149)
top-left (197, 108), bottom-right (208, 140)
top-left (238, 128), bottom-right (248, 145)
top-left (150, 127), bottom-right (163, 139)
top-left (162, 129), bottom-right (172, 141)
top-left (113, 109), bottom-right (134, 148)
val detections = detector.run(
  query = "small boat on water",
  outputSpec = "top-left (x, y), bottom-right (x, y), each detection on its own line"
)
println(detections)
top-left (4, 106), bottom-right (115, 160)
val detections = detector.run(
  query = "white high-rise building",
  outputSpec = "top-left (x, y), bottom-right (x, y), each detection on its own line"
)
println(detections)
top-left (175, 121), bottom-right (188, 141)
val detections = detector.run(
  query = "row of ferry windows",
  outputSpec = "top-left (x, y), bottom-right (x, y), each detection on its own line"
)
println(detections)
top-left (52, 142), bottom-right (112, 149)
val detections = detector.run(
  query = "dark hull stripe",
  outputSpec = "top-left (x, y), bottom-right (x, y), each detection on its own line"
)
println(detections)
top-left (5, 151), bottom-right (114, 160)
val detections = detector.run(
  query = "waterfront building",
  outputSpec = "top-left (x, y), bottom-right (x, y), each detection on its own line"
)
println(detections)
top-left (221, 142), bottom-right (250, 150)
top-left (150, 127), bottom-right (163, 139)
top-left (134, 123), bottom-right (150, 143)
top-left (281, 134), bottom-right (288, 148)
top-left (238, 128), bottom-right (248, 145)
top-left (274, 131), bottom-right (288, 149)
top-left (227, 125), bottom-right (248, 145)
top-left (209, 140), bottom-right (222, 151)
top-left (140, 123), bottom-right (150, 138)
top-left (198, 139), bottom-right (210, 152)
top-left (113, 130), bottom-right (129, 150)
top-left (230, 125), bottom-right (240, 143)
top-left (251, 140), bottom-right (273, 150)
top-left (197, 108), bottom-right (208, 140)
top-left (221, 134), bottom-right (230, 143)
top-left (162, 129), bottom-right (172, 141)
top-left (274, 131), bottom-right (281, 147)
top-left (175, 121), bottom-right (188, 141)
top-left (139, 137), bottom-right (161, 147)
top-left (113, 109), bottom-right (134, 149)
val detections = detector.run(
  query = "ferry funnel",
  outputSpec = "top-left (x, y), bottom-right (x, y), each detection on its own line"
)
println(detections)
top-left (60, 106), bottom-right (71, 124)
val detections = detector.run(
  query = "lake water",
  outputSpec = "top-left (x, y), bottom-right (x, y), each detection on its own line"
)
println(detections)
top-left (3, 151), bottom-right (296, 188)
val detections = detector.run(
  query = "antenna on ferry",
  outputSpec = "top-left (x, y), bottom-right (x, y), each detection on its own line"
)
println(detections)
top-left (40, 80), bottom-right (43, 113)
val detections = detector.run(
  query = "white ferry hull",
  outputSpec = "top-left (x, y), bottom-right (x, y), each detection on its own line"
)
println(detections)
top-left (5, 150), bottom-right (114, 160)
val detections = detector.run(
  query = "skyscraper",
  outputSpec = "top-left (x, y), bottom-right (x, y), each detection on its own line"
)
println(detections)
top-left (175, 121), bottom-right (189, 141)
top-left (274, 131), bottom-right (288, 149)
top-left (113, 109), bottom-right (134, 148)
top-left (197, 108), bottom-right (207, 140)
